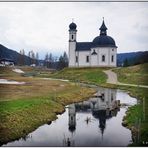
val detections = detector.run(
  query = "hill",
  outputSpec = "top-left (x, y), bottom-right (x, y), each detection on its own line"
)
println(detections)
top-left (0, 44), bottom-right (33, 65)
top-left (113, 63), bottom-right (148, 85)
top-left (117, 51), bottom-right (148, 66)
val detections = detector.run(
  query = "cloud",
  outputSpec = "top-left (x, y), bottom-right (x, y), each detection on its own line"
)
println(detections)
top-left (0, 2), bottom-right (148, 59)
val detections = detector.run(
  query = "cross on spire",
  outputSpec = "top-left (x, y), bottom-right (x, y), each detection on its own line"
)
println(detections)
top-left (99, 18), bottom-right (107, 36)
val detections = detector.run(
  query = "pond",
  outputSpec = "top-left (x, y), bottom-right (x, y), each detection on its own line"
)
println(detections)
top-left (3, 87), bottom-right (137, 147)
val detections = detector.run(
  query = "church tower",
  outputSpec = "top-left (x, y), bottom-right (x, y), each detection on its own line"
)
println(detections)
top-left (68, 104), bottom-right (76, 132)
top-left (68, 22), bottom-right (77, 67)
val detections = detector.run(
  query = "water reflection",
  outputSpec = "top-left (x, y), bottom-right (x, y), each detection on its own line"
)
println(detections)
top-left (68, 88), bottom-right (120, 142)
top-left (3, 87), bottom-right (137, 147)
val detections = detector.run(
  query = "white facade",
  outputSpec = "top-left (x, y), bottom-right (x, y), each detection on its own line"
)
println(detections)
top-left (68, 20), bottom-right (117, 67)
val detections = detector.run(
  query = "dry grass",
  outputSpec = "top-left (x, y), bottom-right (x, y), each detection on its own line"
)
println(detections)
top-left (0, 66), bottom-right (96, 145)
top-left (113, 63), bottom-right (148, 85)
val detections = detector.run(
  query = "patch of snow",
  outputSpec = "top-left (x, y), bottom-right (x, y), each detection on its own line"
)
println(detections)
top-left (13, 68), bottom-right (24, 74)
top-left (0, 79), bottom-right (25, 85)
top-left (41, 78), bottom-right (69, 82)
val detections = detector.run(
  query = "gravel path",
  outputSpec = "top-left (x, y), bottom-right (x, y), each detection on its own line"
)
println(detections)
top-left (104, 69), bottom-right (148, 88)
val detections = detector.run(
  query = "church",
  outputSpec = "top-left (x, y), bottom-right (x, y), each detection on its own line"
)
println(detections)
top-left (68, 19), bottom-right (117, 67)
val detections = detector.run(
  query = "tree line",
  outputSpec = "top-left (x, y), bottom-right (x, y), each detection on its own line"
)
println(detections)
top-left (18, 49), bottom-right (68, 70)
top-left (123, 51), bottom-right (148, 67)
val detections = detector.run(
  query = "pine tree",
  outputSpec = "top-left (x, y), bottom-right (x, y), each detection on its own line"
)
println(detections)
top-left (123, 58), bottom-right (129, 67)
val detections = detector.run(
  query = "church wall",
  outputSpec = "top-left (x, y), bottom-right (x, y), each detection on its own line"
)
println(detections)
top-left (94, 88), bottom-right (117, 110)
top-left (77, 51), bottom-right (91, 67)
top-left (97, 47), bottom-right (117, 67)
top-left (69, 42), bottom-right (76, 67)
top-left (98, 47), bottom-right (110, 66)
top-left (109, 48), bottom-right (117, 67)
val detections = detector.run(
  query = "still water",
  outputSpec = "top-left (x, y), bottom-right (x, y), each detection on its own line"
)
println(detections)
top-left (3, 87), bottom-right (137, 147)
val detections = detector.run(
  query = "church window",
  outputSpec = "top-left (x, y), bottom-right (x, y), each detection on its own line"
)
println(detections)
top-left (111, 55), bottom-right (114, 62)
top-left (111, 93), bottom-right (113, 101)
top-left (112, 49), bottom-right (114, 51)
top-left (102, 55), bottom-right (105, 62)
top-left (91, 49), bottom-right (97, 55)
top-left (72, 35), bottom-right (73, 40)
top-left (86, 56), bottom-right (89, 62)
top-left (76, 56), bottom-right (78, 63)
top-left (71, 116), bottom-right (73, 121)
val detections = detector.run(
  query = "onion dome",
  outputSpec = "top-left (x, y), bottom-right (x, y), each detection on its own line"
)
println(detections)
top-left (92, 19), bottom-right (117, 47)
top-left (69, 22), bottom-right (77, 30)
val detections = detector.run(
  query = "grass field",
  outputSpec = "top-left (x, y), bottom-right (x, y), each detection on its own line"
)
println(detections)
top-left (0, 64), bottom-right (147, 146)
top-left (113, 63), bottom-right (148, 85)
top-left (50, 67), bottom-right (108, 85)
top-left (112, 64), bottom-right (148, 146)
top-left (0, 66), bottom-right (96, 145)
top-left (117, 85), bottom-right (148, 146)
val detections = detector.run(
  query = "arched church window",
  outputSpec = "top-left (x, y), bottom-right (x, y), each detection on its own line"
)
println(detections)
top-left (71, 116), bottom-right (73, 121)
top-left (102, 55), bottom-right (105, 62)
top-left (111, 55), bottom-right (114, 62)
top-left (111, 93), bottom-right (114, 101)
top-left (86, 56), bottom-right (89, 63)
top-left (72, 35), bottom-right (73, 39)
top-left (76, 56), bottom-right (78, 63)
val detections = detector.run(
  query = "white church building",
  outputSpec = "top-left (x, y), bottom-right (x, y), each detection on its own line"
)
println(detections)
top-left (68, 19), bottom-right (117, 67)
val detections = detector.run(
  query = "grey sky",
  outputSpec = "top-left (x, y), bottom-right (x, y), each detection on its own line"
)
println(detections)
top-left (0, 2), bottom-right (148, 59)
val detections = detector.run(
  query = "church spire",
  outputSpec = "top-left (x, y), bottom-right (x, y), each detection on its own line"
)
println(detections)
top-left (99, 17), bottom-right (108, 36)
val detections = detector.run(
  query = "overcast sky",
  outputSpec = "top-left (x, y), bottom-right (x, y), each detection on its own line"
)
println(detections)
top-left (0, 2), bottom-right (148, 59)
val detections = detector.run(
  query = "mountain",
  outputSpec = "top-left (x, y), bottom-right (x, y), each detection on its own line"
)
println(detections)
top-left (0, 44), bottom-right (33, 65)
top-left (117, 51), bottom-right (148, 66)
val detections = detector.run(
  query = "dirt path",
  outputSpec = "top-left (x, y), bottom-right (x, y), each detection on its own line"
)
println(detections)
top-left (104, 70), bottom-right (118, 84)
top-left (104, 69), bottom-right (148, 88)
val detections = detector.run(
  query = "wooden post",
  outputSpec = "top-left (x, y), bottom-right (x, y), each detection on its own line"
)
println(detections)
top-left (143, 97), bottom-right (145, 121)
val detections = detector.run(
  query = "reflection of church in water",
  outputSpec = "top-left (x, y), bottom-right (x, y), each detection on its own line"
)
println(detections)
top-left (68, 88), bottom-right (120, 135)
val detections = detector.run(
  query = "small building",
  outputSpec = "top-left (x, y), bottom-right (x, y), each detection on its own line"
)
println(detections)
top-left (68, 19), bottom-right (117, 67)
top-left (0, 58), bottom-right (14, 66)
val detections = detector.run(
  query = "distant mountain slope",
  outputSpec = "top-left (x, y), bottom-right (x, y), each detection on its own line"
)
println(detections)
top-left (117, 51), bottom-right (148, 66)
top-left (0, 44), bottom-right (32, 65)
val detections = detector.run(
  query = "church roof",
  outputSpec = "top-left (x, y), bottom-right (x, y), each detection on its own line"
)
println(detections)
top-left (92, 35), bottom-right (117, 48)
top-left (76, 42), bottom-right (92, 51)
top-left (75, 19), bottom-right (117, 51)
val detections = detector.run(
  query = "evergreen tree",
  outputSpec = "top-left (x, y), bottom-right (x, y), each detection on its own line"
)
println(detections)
top-left (36, 52), bottom-right (39, 66)
top-left (57, 51), bottom-right (68, 70)
top-left (123, 58), bottom-right (129, 67)
top-left (44, 53), bottom-right (49, 67)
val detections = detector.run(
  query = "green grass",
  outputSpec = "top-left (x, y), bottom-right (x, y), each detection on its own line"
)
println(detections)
top-left (112, 64), bottom-right (148, 145)
top-left (116, 85), bottom-right (148, 146)
top-left (113, 63), bottom-right (148, 85)
top-left (51, 67), bottom-right (108, 85)
top-left (0, 65), bottom-right (147, 146)
top-left (0, 67), bottom-right (96, 145)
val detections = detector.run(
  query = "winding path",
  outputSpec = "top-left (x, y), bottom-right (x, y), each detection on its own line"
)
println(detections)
top-left (104, 69), bottom-right (148, 88)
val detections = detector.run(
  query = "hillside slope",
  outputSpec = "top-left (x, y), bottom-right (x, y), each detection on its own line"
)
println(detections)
top-left (113, 63), bottom-right (148, 85)
top-left (0, 44), bottom-right (32, 65)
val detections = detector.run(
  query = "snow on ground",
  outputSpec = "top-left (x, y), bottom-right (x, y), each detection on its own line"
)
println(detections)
top-left (41, 78), bottom-right (69, 82)
top-left (0, 79), bottom-right (25, 85)
top-left (12, 68), bottom-right (24, 74)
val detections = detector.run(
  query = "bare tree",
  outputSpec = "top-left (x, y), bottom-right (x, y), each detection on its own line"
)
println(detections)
top-left (18, 49), bottom-right (25, 65)
top-left (36, 52), bottom-right (39, 66)
top-left (44, 53), bottom-right (49, 67)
